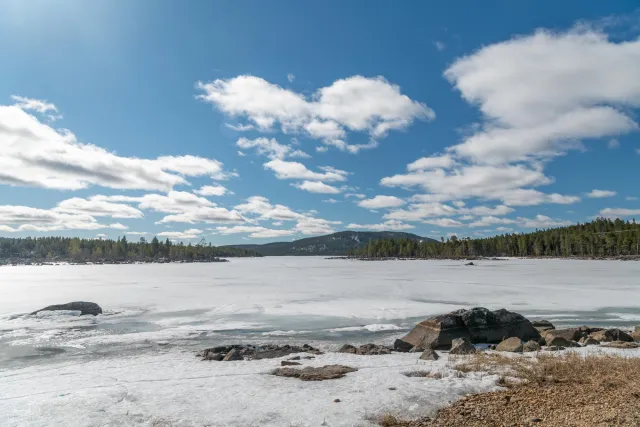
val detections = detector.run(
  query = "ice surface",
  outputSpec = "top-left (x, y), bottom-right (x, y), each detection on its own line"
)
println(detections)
top-left (1, 257), bottom-right (640, 425)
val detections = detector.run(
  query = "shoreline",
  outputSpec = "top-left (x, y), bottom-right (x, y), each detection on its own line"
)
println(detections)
top-left (327, 255), bottom-right (640, 261)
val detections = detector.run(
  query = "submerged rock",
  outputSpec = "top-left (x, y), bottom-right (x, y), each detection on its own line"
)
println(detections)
top-left (31, 301), bottom-right (102, 316)
top-left (272, 365), bottom-right (357, 381)
top-left (397, 307), bottom-right (540, 350)
top-left (338, 343), bottom-right (391, 355)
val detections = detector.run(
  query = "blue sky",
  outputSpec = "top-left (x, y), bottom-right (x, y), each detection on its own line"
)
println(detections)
top-left (0, 0), bottom-right (639, 244)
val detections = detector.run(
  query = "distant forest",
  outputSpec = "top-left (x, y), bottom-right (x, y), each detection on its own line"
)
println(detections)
top-left (348, 218), bottom-right (640, 258)
top-left (0, 236), bottom-right (260, 264)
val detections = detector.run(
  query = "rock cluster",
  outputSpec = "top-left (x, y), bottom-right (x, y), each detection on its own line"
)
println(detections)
top-left (338, 343), bottom-right (391, 355)
top-left (395, 307), bottom-right (540, 350)
top-left (200, 344), bottom-right (322, 361)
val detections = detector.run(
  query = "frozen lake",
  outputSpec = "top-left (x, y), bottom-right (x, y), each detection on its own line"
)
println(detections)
top-left (1, 257), bottom-right (640, 426)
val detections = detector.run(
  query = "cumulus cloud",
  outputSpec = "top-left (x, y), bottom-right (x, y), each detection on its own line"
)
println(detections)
top-left (292, 181), bottom-right (342, 194)
top-left (323, 198), bottom-right (339, 204)
top-left (264, 159), bottom-right (348, 182)
top-left (0, 205), bottom-right (129, 232)
top-left (0, 104), bottom-right (234, 192)
top-left (444, 29), bottom-right (640, 165)
top-left (345, 193), bottom-right (366, 199)
top-left (586, 189), bottom-right (617, 198)
top-left (157, 229), bottom-right (202, 240)
top-left (357, 195), bottom-right (405, 209)
top-left (215, 225), bottom-right (295, 238)
top-left (599, 208), bottom-right (640, 218)
top-left (518, 215), bottom-right (572, 229)
top-left (423, 218), bottom-right (464, 228)
top-left (194, 184), bottom-right (230, 196)
top-left (236, 137), bottom-right (309, 160)
top-left (347, 220), bottom-right (414, 231)
top-left (294, 217), bottom-right (341, 235)
top-left (196, 75), bottom-right (433, 151)
top-left (11, 95), bottom-right (60, 121)
top-left (54, 197), bottom-right (144, 219)
top-left (234, 196), bottom-right (304, 221)
top-left (468, 216), bottom-right (517, 227)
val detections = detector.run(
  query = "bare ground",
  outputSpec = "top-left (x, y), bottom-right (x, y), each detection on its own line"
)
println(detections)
top-left (381, 352), bottom-right (640, 427)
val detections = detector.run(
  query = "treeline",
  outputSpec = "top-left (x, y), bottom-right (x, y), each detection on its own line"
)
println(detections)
top-left (348, 218), bottom-right (640, 258)
top-left (0, 236), bottom-right (261, 264)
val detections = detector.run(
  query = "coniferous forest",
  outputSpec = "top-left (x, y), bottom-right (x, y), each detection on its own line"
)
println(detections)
top-left (348, 218), bottom-right (640, 259)
top-left (0, 236), bottom-right (261, 264)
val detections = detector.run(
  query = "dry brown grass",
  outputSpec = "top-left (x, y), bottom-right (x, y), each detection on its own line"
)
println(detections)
top-left (383, 352), bottom-right (640, 426)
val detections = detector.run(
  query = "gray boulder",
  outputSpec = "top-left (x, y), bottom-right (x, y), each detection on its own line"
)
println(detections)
top-left (532, 320), bottom-right (555, 332)
top-left (31, 301), bottom-right (102, 316)
top-left (496, 337), bottom-right (523, 353)
top-left (579, 336), bottom-right (599, 346)
top-left (338, 344), bottom-right (357, 354)
top-left (545, 336), bottom-right (572, 347)
top-left (397, 307), bottom-right (540, 350)
top-left (272, 365), bottom-right (357, 381)
top-left (393, 338), bottom-right (414, 352)
top-left (222, 349), bottom-right (243, 361)
top-left (409, 345), bottom-right (425, 353)
top-left (601, 341), bottom-right (639, 349)
top-left (449, 337), bottom-right (476, 355)
top-left (523, 340), bottom-right (541, 352)
top-left (356, 343), bottom-right (391, 355)
top-left (419, 348), bottom-right (439, 360)
top-left (589, 329), bottom-right (633, 343)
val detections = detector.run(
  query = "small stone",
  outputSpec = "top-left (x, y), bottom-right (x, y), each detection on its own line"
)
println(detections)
top-left (528, 417), bottom-right (542, 423)
top-left (523, 340), bottom-right (541, 352)
top-left (338, 344), bottom-right (357, 354)
top-left (281, 361), bottom-right (301, 366)
top-left (419, 348), bottom-right (439, 360)
top-left (465, 262), bottom-right (475, 266)
top-left (222, 349), bottom-right (243, 361)
top-left (496, 337), bottom-right (523, 353)
top-left (450, 337), bottom-right (476, 355)
top-left (388, 387), bottom-right (397, 391)
top-left (288, 356), bottom-right (301, 360)
top-left (203, 353), bottom-right (224, 361)
top-left (333, 399), bottom-right (341, 403)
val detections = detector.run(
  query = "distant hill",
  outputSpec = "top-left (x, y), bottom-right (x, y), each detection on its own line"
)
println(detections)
top-left (220, 231), bottom-right (439, 256)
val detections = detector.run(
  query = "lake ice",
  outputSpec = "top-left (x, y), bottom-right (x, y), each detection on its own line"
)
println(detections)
top-left (1, 257), bottom-right (640, 426)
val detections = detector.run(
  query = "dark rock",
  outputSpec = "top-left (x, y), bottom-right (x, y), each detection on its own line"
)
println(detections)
top-left (203, 353), bottom-right (224, 361)
top-left (222, 349), bottom-right (243, 361)
top-left (419, 348), bottom-right (439, 360)
top-left (281, 361), bottom-right (301, 366)
top-left (334, 399), bottom-right (341, 403)
top-left (302, 356), bottom-right (315, 360)
top-left (388, 387), bottom-right (397, 391)
top-left (589, 329), bottom-right (633, 343)
top-left (532, 320), bottom-right (555, 332)
top-left (542, 328), bottom-right (583, 343)
top-left (523, 340), bottom-right (541, 352)
top-left (579, 336), bottom-right (599, 346)
top-left (496, 337), bottom-right (523, 353)
top-left (545, 346), bottom-right (565, 351)
top-left (465, 262), bottom-right (475, 266)
top-left (601, 341), bottom-right (639, 349)
top-left (288, 356), bottom-right (301, 360)
top-left (545, 336), bottom-right (572, 348)
top-left (31, 301), bottom-right (102, 316)
top-left (397, 307), bottom-right (540, 350)
top-left (200, 344), bottom-right (322, 361)
top-left (356, 343), bottom-right (391, 355)
top-left (272, 365), bottom-right (358, 381)
top-left (338, 344), bottom-right (358, 354)
top-left (409, 345), bottom-right (425, 353)
top-left (449, 337), bottom-right (476, 355)
top-left (394, 338), bottom-right (414, 353)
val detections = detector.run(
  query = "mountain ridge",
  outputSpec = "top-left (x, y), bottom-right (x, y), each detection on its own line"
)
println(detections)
top-left (219, 230), bottom-right (438, 256)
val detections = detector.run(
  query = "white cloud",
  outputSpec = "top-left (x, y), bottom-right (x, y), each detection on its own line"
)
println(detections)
top-left (323, 198), bottom-right (339, 204)
top-left (599, 208), bottom-right (640, 218)
top-left (126, 231), bottom-right (148, 235)
top-left (608, 138), bottom-right (620, 149)
top-left (292, 181), bottom-right (342, 194)
top-left (215, 225), bottom-right (296, 239)
top-left (95, 191), bottom-right (216, 214)
top-left (237, 151), bottom-right (246, 156)
top-left (423, 218), bottom-right (464, 228)
top-left (236, 137), bottom-right (309, 160)
top-left (11, 95), bottom-right (61, 121)
top-left (287, 73), bottom-right (295, 83)
top-left (194, 184), bottom-right (230, 197)
top-left (294, 217), bottom-right (341, 235)
top-left (347, 220), bottom-right (414, 231)
top-left (586, 189), bottom-right (617, 198)
top-left (460, 204), bottom-right (514, 216)
top-left (407, 155), bottom-right (455, 171)
top-left (155, 207), bottom-right (245, 224)
top-left (54, 197), bottom-right (144, 219)
top-left (95, 233), bottom-right (107, 239)
top-left (157, 229), bottom-right (202, 240)
top-left (225, 123), bottom-right (255, 132)
top-left (458, 215), bottom-right (475, 221)
top-left (357, 195), bottom-right (405, 209)
top-left (468, 216), bottom-right (517, 227)
top-left (496, 227), bottom-right (514, 232)
top-left (434, 41), bottom-right (446, 51)
top-left (497, 189), bottom-right (581, 206)
top-left (384, 203), bottom-right (458, 221)
top-left (0, 105), bottom-right (234, 192)
top-left (345, 193), bottom-right (366, 199)
top-left (196, 75), bottom-right (434, 151)
top-left (444, 29), bottom-right (640, 165)
top-left (249, 228), bottom-right (295, 238)
top-left (626, 196), bottom-right (638, 201)
top-left (0, 205), bottom-right (129, 232)
top-left (234, 196), bottom-right (304, 221)
top-left (264, 159), bottom-right (348, 182)
top-left (517, 215), bottom-right (572, 229)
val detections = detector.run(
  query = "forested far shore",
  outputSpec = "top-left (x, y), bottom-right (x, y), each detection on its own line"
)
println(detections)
top-left (0, 236), bottom-right (262, 264)
top-left (347, 218), bottom-right (640, 259)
